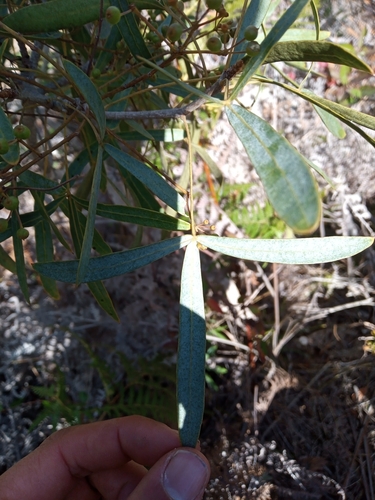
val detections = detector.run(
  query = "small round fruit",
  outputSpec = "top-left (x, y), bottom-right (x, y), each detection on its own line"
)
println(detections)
top-left (0, 138), bottom-right (9, 155)
top-left (206, 0), bottom-right (222, 10)
top-left (3, 196), bottom-right (19, 211)
top-left (244, 25), bottom-right (259, 41)
top-left (175, 0), bottom-right (184, 11)
top-left (0, 218), bottom-right (8, 233)
top-left (17, 228), bottom-right (29, 240)
top-left (13, 124), bottom-right (31, 140)
top-left (167, 23), bottom-right (183, 42)
top-left (91, 68), bottom-right (101, 79)
top-left (245, 40), bottom-right (261, 56)
top-left (105, 6), bottom-right (121, 25)
top-left (206, 36), bottom-right (222, 53)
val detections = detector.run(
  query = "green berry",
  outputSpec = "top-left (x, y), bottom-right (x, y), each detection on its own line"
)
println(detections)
top-left (17, 228), bottom-right (29, 240)
top-left (206, 36), bottom-right (222, 53)
top-left (245, 40), bottom-right (261, 56)
top-left (244, 25), bottom-right (259, 41)
top-left (206, 0), bottom-right (222, 10)
top-left (161, 25), bottom-right (169, 37)
top-left (167, 23), bottom-right (183, 42)
top-left (175, 0), bottom-right (184, 11)
top-left (3, 196), bottom-right (19, 211)
top-left (13, 124), bottom-right (31, 140)
top-left (0, 218), bottom-right (8, 233)
top-left (0, 138), bottom-right (9, 155)
top-left (105, 6), bottom-right (121, 25)
top-left (91, 68), bottom-right (101, 79)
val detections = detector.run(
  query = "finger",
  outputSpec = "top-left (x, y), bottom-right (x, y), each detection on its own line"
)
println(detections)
top-left (0, 416), bottom-right (181, 500)
top-left (127, 448), bottom-right (210, 500)
top-left (89, 461), bottom-right (147, 499)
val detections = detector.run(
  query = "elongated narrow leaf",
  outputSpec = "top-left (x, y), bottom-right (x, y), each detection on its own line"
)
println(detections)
top-left (257, 29), bottom-right (331, 43)
top-left (231, 0), bottom-right (273, 64)
top-left (32, 191), bottom-right (71, 251)
top-left (264, 41), bottom-right (372, 73)
top-left (0, 243), bottom-right (16, 273)
top-left (0, 106), bottom-right (19, 165)
top-left (178, 241), bottom-right (206, 447)
top-left (33, 235), bottom-right (193, 283)
top-left (61, 198), bottom-right (118, 320)
top-left (111, 0), bottom-right (151, 59)
top-left (313, 104), bottom-right (346, 139)
top-left (105, 144), bottom-right (187, 215)
top-left (87, 281), bottom-right (119, 322)
top-left (118, 129), bottom-right (185, 142)
top-left (75, 197), bottom-right (191, 231)
top-left (63, 60), bottom-right (106, 138)
top-left (11, 214), bottom-right (30, 302)
top-left (197, 235), bottom-right (374, 264)
top-left (226, 105), bottom-right (321, 234)
top-left (76, 146), bottom-right (103, 284)
top-left (232, 0), bottom-right (310, 99)
top-left (35, 216), bottom-right (60, 299)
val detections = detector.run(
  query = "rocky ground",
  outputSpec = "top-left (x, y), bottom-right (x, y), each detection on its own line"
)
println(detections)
top-left (1, 0), bottom-right (375, 499)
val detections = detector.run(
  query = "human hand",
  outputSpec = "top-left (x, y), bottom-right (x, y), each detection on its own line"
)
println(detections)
top-left (0, 415), bottom-right (210, 500)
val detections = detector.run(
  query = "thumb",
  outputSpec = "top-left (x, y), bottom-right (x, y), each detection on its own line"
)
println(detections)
top-left (128, 448), bottom-right (210, 500)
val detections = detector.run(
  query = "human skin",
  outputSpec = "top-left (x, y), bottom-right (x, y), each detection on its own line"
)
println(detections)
top-left (0, 415), bottom-right (210, 500)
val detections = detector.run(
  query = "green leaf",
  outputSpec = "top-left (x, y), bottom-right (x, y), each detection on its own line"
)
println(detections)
top-left (178, 241), bottom-right (206, 448)
top-left (0, 243), bottom-right (16, 273)
top-left (60, 198), bottom-right (118, 320)
top-left (226, 105), bottom-right (321, 234)
top-left (196, 235), bottom-right (374, 264)
top-left (32, 191), bottom-right (72, 251)
top-left (63, 60), bottom-right (106, 139)
top-left (34, 212), bottom-right (60, 300)
top-left (0, 106), bottom-right (19, 165)
top-left (231, 0), bottom-right (273, 64)
top-left (11, 214), bottom-right (30, 302)
top-left (313, 104), bottom-right (346, 139)
top-left (193, 145), bottom-right (223, 185)
top-left (87, 281), bottom-right (120, 322)
top-left (257, 29), bottom-right (331, 43)
top-left (110, 0), bottom-right (151, 59)
top-left (118, 129), bottom-right (185, 142)
top-left (33, 235), bottom-right (193, 283)
top-left (74, 197), bottom-right (191, 231)
top-left (105, 144), bottom-right (187, 215)
top-left (264, 41), bottom-right (372, 73)
top-left (231, 0), bottom-right (310, 99)
top-left (76, 146), bottom-right (103, 284)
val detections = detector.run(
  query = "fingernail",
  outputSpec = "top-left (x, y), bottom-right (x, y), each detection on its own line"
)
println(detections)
top-left (162, 450), bottom-right (209, 500)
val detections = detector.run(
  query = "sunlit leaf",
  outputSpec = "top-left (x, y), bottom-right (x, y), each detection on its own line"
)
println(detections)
top-left (196, 235), bottom-right (374, 264)
top-left (232, 0), bottom-right (310, 99)
top-left (264, 41), bottom-right (372, 73)
top-left (33, 235), bottom-right (193, 283)
top-left (178, 241), bottom-right (206, 448)
top-left (63, 60), bottom-right (106, 139)
top-left (226, 105), bottom-right (321, 234)
top-left (313, 104), bottom-right (346, 139)
top-left (105, 144), bottom-right (187, 215)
